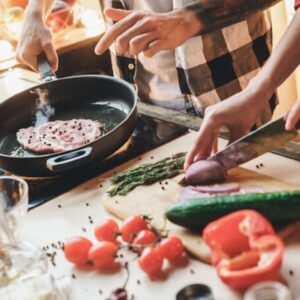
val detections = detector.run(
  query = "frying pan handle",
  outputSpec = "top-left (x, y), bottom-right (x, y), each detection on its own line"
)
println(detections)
top-left (46, 147), bottom-right (93, 173)
top-left (37, 53), bottom-right (57, 82)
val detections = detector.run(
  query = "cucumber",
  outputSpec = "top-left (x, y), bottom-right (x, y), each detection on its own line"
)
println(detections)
top-left (166, 191), bottom-right (300, 230)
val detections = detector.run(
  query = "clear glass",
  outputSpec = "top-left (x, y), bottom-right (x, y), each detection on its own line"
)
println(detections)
top-left (0, 176), bottom-right (28, 243)
top-left (243, 281), bottom-right (293, 300)
top-left (0, 176), bottom-right (47, 287)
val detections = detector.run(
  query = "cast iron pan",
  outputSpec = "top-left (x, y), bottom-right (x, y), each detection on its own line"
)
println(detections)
top-left (0, 54), bottom-right (137, 177)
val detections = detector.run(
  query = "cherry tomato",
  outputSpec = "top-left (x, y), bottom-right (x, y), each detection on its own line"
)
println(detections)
top-left (138, 247), bottom-right (163, 276)
top-left (132, 230), bottom-right (157, 250)
top-left (157, 237), bottom-right (185, 260)
top-left (94, 219), bottom-right (119, 244)
top-left (64, 236), bottom-right (93, 266)
top-left (120, 215), bottom-right (148, 242)
top-left (88, 241), bottom-right (119, 271)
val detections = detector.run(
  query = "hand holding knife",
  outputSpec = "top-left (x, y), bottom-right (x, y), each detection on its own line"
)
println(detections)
top-left (208, 117), bottom-right (300, 170)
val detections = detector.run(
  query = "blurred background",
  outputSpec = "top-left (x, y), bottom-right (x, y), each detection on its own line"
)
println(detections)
top-left (271, 0), bottom-right (300, 119)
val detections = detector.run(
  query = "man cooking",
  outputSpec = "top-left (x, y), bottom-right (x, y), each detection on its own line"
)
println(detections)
top-left (17, 0), bottom-right (279, 134)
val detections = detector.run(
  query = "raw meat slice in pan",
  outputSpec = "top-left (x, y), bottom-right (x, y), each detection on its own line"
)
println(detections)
top-left (17, 119), bottom-right (104, 153)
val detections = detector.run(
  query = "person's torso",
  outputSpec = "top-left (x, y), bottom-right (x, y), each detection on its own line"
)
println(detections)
top-left (124, 0), bottom-right (186, 110)
top-left (107, 0), bottom-right (276, 125)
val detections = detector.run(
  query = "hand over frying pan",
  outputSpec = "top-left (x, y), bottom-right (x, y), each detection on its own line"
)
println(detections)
top-left (0, 54), bottom-right (137, 177)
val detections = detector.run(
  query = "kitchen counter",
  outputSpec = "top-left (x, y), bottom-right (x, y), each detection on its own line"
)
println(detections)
top-left (1, 70), bottom-right (300, 300)
top-left (18, 133), bottom-right (300, 300)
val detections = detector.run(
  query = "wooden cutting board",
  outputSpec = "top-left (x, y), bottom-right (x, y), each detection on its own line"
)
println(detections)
top-left (102, 133), bottom-right (300, 263)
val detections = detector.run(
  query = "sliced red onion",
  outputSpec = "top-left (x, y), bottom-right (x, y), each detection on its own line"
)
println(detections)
top-left (177, 183), bottom-right (265, 202)
top-left (239, 184), bottom-right (265, 194)
top-left (191, 183), bottom-right (240, 195)
top-left (177, 186), bottom-right (210, 202)
top-left (186, 159), bottom-right (226, 186)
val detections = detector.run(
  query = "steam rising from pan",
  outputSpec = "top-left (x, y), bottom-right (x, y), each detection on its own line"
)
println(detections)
top-left (30, 88), bottom-right (55, 127)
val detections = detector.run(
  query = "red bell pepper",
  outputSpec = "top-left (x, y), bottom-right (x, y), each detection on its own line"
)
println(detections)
top-left (203, 209), bottom-right (284, 289)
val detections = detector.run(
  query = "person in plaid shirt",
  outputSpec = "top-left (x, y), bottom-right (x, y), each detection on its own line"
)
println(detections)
top-left (185, 0), bottom-right (300, 168)
top-left (18, 1), bottom-right (280, 129)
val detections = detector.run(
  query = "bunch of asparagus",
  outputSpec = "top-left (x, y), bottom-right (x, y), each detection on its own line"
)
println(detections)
top-left (108, 152), bottom-right (186, 197)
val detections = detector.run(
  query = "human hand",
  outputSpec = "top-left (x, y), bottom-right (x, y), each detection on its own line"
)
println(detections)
top-left (285, 99), bottom-right (300, 131)
top-left (95, 7), bottom-right (202, 57)
top-left (16, 10), bottom-right (58, 72)
top-left (184, 88), bottom-right (271, 170)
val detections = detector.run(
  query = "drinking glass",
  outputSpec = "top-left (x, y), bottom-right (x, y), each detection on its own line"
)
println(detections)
top-left (0, 176), bottom-right (47, 286)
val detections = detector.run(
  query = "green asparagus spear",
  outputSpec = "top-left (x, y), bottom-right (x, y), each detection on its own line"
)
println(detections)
top-left (108, 153), bottom-right (186, 197)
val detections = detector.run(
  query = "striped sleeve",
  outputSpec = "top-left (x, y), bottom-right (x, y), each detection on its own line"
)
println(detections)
top-left (295, 0), bottom-right (300, 9)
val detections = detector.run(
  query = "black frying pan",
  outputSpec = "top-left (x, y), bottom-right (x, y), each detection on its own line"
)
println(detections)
top-left (0, 55), bottom-right (137, 177)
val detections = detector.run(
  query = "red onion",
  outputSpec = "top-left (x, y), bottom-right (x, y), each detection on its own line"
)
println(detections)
top-left (106, 288), bottom-right (128, 300)
top-left (191, 183), bottom-right (240, 194)
top-left (239, 184), bottom-right (265, 194)
top-left (185, 160), bottom-right (226, 186)
top-left (177, 186), bottom-right (210, 201)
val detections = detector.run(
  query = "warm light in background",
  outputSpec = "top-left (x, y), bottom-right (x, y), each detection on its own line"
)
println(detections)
top-left (0, 40), bottom-right (14, 61)
top-left (81, 9), bottom-right (100, 28)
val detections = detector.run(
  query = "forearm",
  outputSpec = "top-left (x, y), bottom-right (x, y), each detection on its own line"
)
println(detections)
top-left (27, 0), bottom-right (55, 20)
top-left (185, 0), bottom-right (281, 34)
top-left (250, 9), bottom-right (300, 99)
top-left (17, 0), bottom-right (58, 71)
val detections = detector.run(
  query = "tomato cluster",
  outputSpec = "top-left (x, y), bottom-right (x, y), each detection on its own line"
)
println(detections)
top-left (64, 215), bottom-right (185, 277)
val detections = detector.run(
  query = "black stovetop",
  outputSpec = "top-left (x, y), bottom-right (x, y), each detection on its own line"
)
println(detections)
top-left (0, 115), bottom-right (187, 209)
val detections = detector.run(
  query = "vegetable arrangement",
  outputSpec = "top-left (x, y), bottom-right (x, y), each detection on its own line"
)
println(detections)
top-left (108, 153), bottom-right (186, 197)
top-left (203, 210), bottom-right (284, 289)
top-left (64, 215), bottom-right (186, 278)
top-left (166, 191), bottom-right (300, 229)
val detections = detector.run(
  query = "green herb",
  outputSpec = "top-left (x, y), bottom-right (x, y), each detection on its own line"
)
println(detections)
top-left (108, 152), bottom-right (186, 197)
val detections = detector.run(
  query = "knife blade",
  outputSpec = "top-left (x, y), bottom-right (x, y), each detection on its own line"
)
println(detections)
top-left (208, 117), bottom-right (300, 170)
top-left (137, 102), bottom-right (300, 162)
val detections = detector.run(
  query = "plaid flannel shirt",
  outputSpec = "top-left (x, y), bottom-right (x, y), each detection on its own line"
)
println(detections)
top-left (104, 0), bottom-right (279, 127)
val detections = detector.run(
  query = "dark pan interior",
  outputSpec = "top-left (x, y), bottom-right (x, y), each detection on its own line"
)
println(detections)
top-left (0, 75), bottom-right (135, 158)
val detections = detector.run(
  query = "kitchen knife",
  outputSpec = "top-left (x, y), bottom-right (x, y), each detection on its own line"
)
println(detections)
top-left (137, 102), bottom-right (300, 161)
top-left (208, 117), bottom-right (300, 170)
